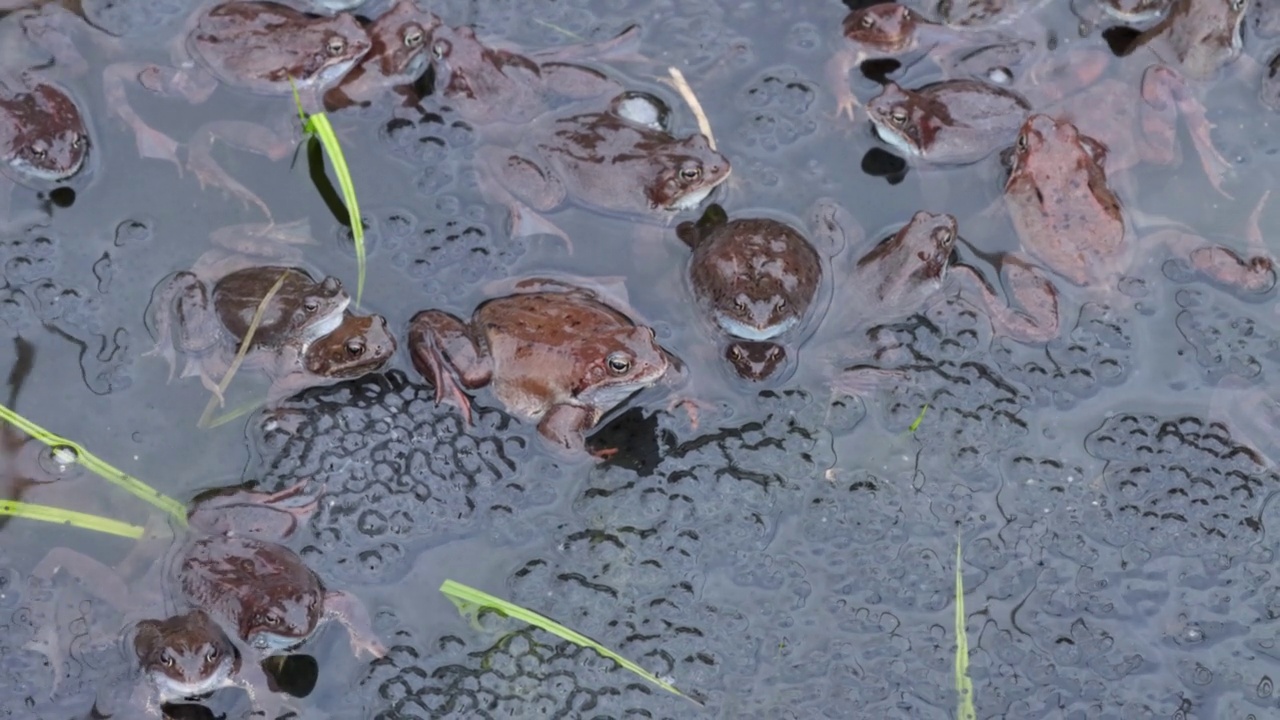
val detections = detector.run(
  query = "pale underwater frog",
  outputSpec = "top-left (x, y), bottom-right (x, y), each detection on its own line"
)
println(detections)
top-left (98, 1), bottom-right (372, 214)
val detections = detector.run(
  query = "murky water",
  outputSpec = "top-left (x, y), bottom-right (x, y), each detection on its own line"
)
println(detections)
top-left (3, 0), bottom-right (1280, 717)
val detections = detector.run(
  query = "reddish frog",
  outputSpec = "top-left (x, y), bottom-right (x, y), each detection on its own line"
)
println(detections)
top-left (677, 203), bottom-right (825, 381)
top-left (824, 209), bottom-right (1060, 396)
top-left (867, 78), bottom-right (1030, 165)
top-left (100, 1), bottom-right (371, 213)
top-left (323, 0), bottom-right (441, 112)
top-left (481, 91), bottom-right (730, 242)
top-left (408, 279), bottom-right (678, 454)
top-left (128, 609), bottom-right (241, 712)
top-left (0, 75), bottom-right (89, 218)
top-left (1003, 113), bottom-right (1272, 292)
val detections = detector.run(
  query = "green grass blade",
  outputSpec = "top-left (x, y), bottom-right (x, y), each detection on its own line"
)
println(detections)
top-left (909, 403), bottom-right (929, 433)
top-left (0, 500), bottom-right (144, 539)
top-left (955, 538), bottom-right (975, 720)
top-left (0, 403), bottom-right (186, 525)
top-left (440, 579), bottom-right (701, 705)
top-left (289, 78), bottom-right (365, 305)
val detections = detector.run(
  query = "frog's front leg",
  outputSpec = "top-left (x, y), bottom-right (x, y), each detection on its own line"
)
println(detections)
top-left (952, 257), bottom-right (1060, 343)
top-left (186, 118), bottom-right (299, 219)
top-left (826, 50), bottom-right (864, 122)
top-left (407, 310), bottom-right (492, 424)
top-left (323, 589), bottom-right (386, 659)
top-left (1138, 64), bottom-right (1233, 197)
top-left (478, 145), bottom-right (572, 248)
top-left (101, 62), bottom-right (213, 171)
top-left (538, 403), bottom-right (595, 454)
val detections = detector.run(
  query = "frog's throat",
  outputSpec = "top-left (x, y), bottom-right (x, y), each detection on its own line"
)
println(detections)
top-left (870, 122), bottom-right (919, 157)
top-left (716, 314), bottom-right (797, 341)
top-left (670, 184), bottom-right (717, 212)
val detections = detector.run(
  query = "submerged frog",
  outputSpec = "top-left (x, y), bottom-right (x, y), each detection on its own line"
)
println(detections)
top-left (323, 0), bottom-right (441, 112)
top-left (482, 91), bottom-right (730, 241)
top-left (1003, 113), bottom-right (1272, 292)
top-left (1070, 0), bottom-right (1172, 31)
top-left (146, 222), bottom-right (393, 404)
top-left (100, 1), bottom-right (371, 213)
top-left (0, 78), bottom-right (89, 187)
top-left (867, 78), bottom-right (1030, 164)
top-left (34, 480), bottom-right (386, 717)
top-left (677, 204), bottom-right (825, 381)
top-left (425, 21), bottom-right (636, 125)
top-left (408, 279), bottom-right (678, 454)
top-left (824, 209), bottom-right (1059, 396)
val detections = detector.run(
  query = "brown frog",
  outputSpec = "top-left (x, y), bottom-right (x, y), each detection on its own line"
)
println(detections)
top-left (100, 1), bottom-right (371, 214)
top-left (408, 279), bottom-right (678, 454)
top-left (867, 78), bottom-right (1030, 165)
top-left (146, 222), bottom-right (393, 404)
top-left (323, 0), bottom-right (441, 112)
top-left (0, 75), bottom-right (89, 218)
top-left (677, 204), bottom-right (825, 381)
top-left (425, 21), bottom-right (638, 126)
top-left (826, 209), bottom-right (1060, 396)
top-left (1003, 113), bottom-right (1273, 293)
top-left (481, 91), bottom-right (730, 242)
top-left (1070, 0), bottom-right (1172, 31)
top-left (934, 0), bottom-right (1046, 27)
top-left (34, 480), bottom-right (385, 718)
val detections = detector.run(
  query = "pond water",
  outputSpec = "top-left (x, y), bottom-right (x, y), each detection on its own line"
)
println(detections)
top-left (3, 0), bottom-right (1280, 718)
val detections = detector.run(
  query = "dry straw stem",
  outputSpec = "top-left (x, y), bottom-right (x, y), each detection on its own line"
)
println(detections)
top-left (197, 271), bottom-right (288, 428)
top-left (667, 67), bottom-right (717, 150)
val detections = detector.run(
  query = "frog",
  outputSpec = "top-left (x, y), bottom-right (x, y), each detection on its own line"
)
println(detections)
top-left (676, 203), bottom-right (825, 382)
top-left (32, 480), bottom-right (386, 718)
top-left (823, 209), bottom-right (1060, 397)
top-left (1262, 50), bottom-right (1280, 111)
top-left (0, 76), bottom-right (90, 218)
top-left (424, 21), bottom-right (638, 126)
top-left (1115, 0), bottom-right (1250, 192)
top-left (480, 90), bottom-right (730, 243)
top-left (407, 278), bottom-right (678, 454)
top-left (826, 2), bottom-right (1032, 119)
top-left (934, 0), bottom-right (1047, 27)
top-left (867, 78), bottom-right (1031, 165)
top-left (145, 221), bottom-right (392, 405)
top-left (322, 0), bottom-right (441, 112)
top-left (1069, 0), bottom-right (1172, 33)
top-left (99, 1), bottom-right (372, 214)
top-left (1002, 113), bottom-right (1273, 293)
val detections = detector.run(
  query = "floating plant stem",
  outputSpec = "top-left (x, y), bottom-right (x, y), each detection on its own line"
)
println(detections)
top-left (197, 271), bottom-right (287, 428)
top-left (440, 579), bottom-right (701, 705)
top-left (289, 78), bottom-right (365, 304)
top-left (955, 537), bottom-right (975, 720)
top-left (909, 403), bottom-right (930, 433)
top-left (0, 500), bottom-right (144, 539)
top-left (667, 67), bottom-right (717, 151)
top-left (0, 403), bottom-right (185, 524)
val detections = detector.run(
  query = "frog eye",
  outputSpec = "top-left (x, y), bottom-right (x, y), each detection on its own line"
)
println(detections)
top-left (605, 352), bottom-right (633, 375)
top-left (860, 14), bottom-right (875, 29)
top-left (935, 227), bottom-right (955, 249)
top-left (27, 143), bottom-right (48, 160)
top-left (327, 35), bottom-right (348, 57)
top-left (432, 40), bottom-right (451, 59)
top-left (678, 164), bottom-right (702, 182)
top-left (1015, 133), bottom-right (1028, 153)
top-left (889, 108), bottom-right (907, 126)
top-left (161, 650), bottom-right (175, 668)
top-left (734, 299), bottom-right (748, 312)
top-left (205, 646), bottom-right (220, 664)
top-left (345, 339), bottom-right (366, 357)
top-left (304, 299), bottom-right (320, 313)
top-left (71, 134), bottom-right (86, 150)
top-left (404, 26), bottom-right (425, 48)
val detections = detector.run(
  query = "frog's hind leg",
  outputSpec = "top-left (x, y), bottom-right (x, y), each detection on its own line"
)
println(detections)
top-left (187, 119), bottom-right (298, 219)
top-left (101, 63), bottom-right (185, 172)
top-left (406, 310), bottom-right (487, 424)
top-left (143, 271), bottom-right (203, 381)
top-left (477, 146), bottom-right (572, 250)
top-left (1138, 64), bottom-right (1234, 198)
